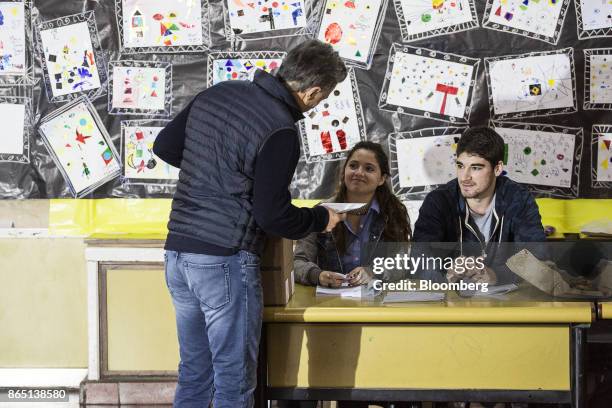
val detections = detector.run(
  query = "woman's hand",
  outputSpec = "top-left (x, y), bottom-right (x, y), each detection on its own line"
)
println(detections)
top-left (318, 271), bottom-right (346, 288)
top-left (346, 266), bottom-right (373, 286)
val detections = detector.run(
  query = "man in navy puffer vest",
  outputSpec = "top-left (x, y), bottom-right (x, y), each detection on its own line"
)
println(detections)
top-left (153, 40), bottom-right (347, 408)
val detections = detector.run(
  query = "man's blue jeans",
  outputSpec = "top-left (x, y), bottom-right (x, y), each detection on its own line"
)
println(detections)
top-left (164, 250), bottom-right (263, 408)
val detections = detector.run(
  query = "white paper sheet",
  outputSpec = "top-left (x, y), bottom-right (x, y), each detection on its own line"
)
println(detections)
top-left (579, 0), bottom-right (612, 31)
top-left (122, 0), bottom-right (204, 48)
top-left (301, 71), bottom-right (364, 161)
top-left (111, 65), bottom-right (167, 111)
top-left (494, 126), bottom-right (576, 188)
top-left (316, 284), bottom-right (362, 298)
top-left (596, 132), bottom-right (612, 182)
top-left (317, 0), bottom-right (384, 65)
top-left (588, 53), bottom-right (612, 105)
top-left (39, 21), bottom-right (101, 98)
top-left (0, 102), bottom-right (24, 154)
top-left (488, 51), bottom-right (575, 116)
top-left (386, 51), bottom-right (475, 120)
top-left (319, 202), bottom-right (367, 213)
top-left (397, 0), bottom-right (475, 37)
top-left (211, 57), bottom-right (281, 85)
top-left (0, 1), bottom-right (26, 75)
top-left (38, 100), bottom-right (121, 196)
top-left (382, 291), bottom-right (444, 303)
top-left (123, 126), bottom-right (179, 180)
top-left (227, 0), bottom-right (306, 35)
top-left (484, 0), bottom-right (565, 40)
top-left (396, 134), bottom-right (458, 188)
top-left (459, 283), bottom-right (519, 298)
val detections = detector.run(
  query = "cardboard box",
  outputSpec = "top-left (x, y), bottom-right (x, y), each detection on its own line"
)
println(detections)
top-left (260, 236), bottom-right (295, 305)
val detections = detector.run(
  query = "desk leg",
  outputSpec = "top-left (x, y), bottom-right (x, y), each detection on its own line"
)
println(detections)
top-left (255, 326), bottom-right (268, 408)
top-left (571, 325), bottom-right (586, 408)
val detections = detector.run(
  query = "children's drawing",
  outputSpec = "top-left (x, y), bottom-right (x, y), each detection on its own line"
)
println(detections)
top-left (121, 120), bottom-right (179, 183)
top-left (206, 51), bottom-right (284, 87)
top-left (37, 12), bottom-right (106, 103)
top-left (317, 0), bottom-right (387, 68)
top-left (224, 0), bottom-right (308, 40)
top-left (38, 97), bottom-right (121, 197)
top-left (379, 44), bottom-right (479, 124)
top-left (482, 0), bottom-right (570, 45)
top-left (0, 1), bottom-right (27, 77)
top-left (117, 0), bottom-right (209, 53)
top-left (490, 121), bottom-right (583, 198)
top-left (394, 0), bottom-right (478, 42)
top-left (584, 48), bottom-right (612, 110)
top-left (485, 48), bottom-right (576, 120)
top-left (592, 125), bottom-right (612, 188)
top-left (299, 68), bottom-right (365, 162)
top-left (390, 127), bottom-right (466, 197)
top-left (108, 60), bottom-right (172, 116)
top-left (575, 0), bottom-right (612, 39)
top-left (0, 95), bottom-right (30, 163)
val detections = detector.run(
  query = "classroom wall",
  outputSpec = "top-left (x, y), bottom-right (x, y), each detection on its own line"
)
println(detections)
top-left (0, 237), bottom-right (88, 367)
top-left (0, 0), bottom-right (610, 200)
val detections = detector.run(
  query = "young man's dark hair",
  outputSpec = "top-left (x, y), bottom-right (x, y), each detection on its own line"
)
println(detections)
top-left (152, 40), bottom-right (346, 408)
top-left (456, 126), bottom-right (505, 168)
top-left (276, 39), bottom-right (347, 93)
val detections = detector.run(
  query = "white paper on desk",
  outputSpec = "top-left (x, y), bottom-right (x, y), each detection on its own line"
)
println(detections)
top-left (459, 283), bottom-right (519, 298)
top-left (382, 291), bottom-right (444, 303)
top-left (319, 203), bottom-right (367, 214)
top-left (316, 285), bottom-right (362, 298)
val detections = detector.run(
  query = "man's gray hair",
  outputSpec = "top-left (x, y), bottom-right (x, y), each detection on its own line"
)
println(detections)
top-left (277, 39), bottom-right (347, 93)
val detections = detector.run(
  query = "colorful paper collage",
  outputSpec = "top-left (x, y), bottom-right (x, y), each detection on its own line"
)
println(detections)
top-left (575, 0), bottom-right (612, 39)
top-left (584, 48), bottom-right (612, 110)
top-left (108, 60), bottom-right (172, 116)
top-left (225, 0), bottom-right (307, 39)
top-left (121, 121), bottom-right (179, 183)
top-left (317, 0), bottom-right (387, 68)
top-left (491, 121), bottom-right (583, 197)
top-left (118, 0), bottom-right (207, 52)
top-left (592, 125), bottom-right (612, 188)
top-left (485, 48), bottom-right (577, 120)
top-left (379, 44), bottom-right (479, 123)
top-left (390, 127), bottom-right (465, 197)
top-left (394, 0), bottom-right (478, 42)
top-left (483, 0), bottom-right (570, 45)
top-left (0, 1), bottom-right (26, 76)
top-left (37, 12), bottom-right (106, 103)
top-left (38, 97), bottom-right (121, 197)
top-left (299, 68), bottom-right (365, 162)
top-left (206, 51), bottom-right (284, 87)
top-left (0, 96), bottom-right (29, 163)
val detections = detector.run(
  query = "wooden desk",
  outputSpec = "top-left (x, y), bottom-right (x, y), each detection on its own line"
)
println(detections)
top-left (259, 284), bottom-right (593, 407)
top-left (597, 302), bottom-right (612, 320)
top-left (83, 240), bottom-right (593, 407)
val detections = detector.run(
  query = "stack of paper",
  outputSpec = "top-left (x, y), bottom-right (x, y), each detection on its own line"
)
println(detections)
top-left (459, 283), bottom-right (519, 299)
top-left (316, 285), bottom-right (363, 298)
top-left (382, 291), bottom-right (444, 303)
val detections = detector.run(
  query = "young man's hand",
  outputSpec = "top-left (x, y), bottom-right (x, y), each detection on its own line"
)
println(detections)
top-left (319, 271), bottom-right (346, 288)
top-left (446, 256), bottom-right (497, 285)
top-left (346, 266), bottom-right (374, 286)
top-left (325, 207), bottom-right (346, 232)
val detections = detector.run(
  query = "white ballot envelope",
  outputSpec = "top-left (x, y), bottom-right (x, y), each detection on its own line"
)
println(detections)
top-left (319, 202), bottom-right (368, 214)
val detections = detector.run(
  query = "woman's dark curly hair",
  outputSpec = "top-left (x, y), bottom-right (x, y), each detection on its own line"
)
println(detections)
top-left (332, 141), bottom-right (412, 254)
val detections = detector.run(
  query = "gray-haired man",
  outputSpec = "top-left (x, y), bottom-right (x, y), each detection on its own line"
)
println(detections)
top-left (153, 40), bottom-right (347, 407)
